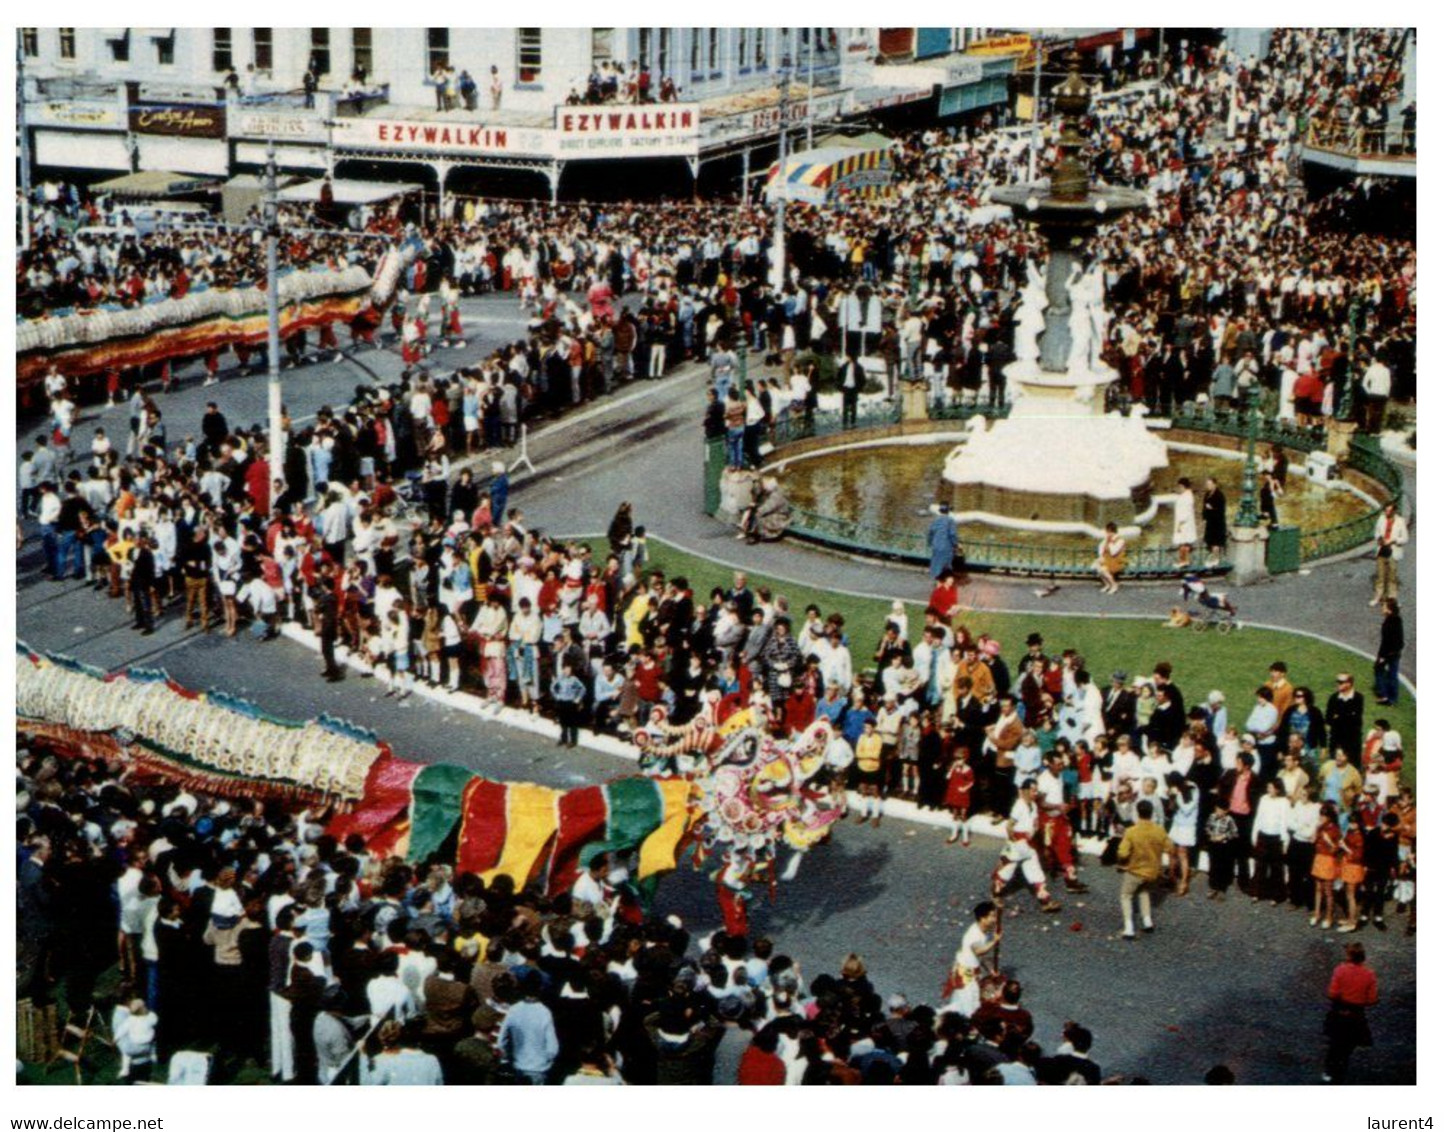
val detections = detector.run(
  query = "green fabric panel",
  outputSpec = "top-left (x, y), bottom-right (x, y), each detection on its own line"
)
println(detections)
top-left (406, 763), bottom-right (478, 864)
top-left (579, 777), bottom-right (663, 868)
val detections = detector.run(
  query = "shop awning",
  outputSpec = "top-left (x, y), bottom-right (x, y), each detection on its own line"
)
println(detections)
top-left (93, 170), bottom-right (220, 198)
top-left (278, 178), bottom-right (423, 205)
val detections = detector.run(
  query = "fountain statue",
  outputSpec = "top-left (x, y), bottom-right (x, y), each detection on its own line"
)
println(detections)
top-left (1013, 260), bottom-right (1048, 366)
top-left (1065, 262), bottom-right (1094, 375)
top-left (939, 52), bottom-right (1170, 537)
top-left (1084, 262), bottom-right (1110, 373)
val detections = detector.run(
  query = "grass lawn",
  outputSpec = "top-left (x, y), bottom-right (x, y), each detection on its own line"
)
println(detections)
top-left (583, 538), bottom-right (1415, 785)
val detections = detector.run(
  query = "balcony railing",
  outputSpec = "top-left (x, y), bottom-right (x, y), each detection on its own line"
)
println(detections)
top-left (1304, 120), bottom-right (1416, 159)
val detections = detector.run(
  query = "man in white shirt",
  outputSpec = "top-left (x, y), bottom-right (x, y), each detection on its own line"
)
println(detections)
top-left (319, 494), bottom-right (351, 558)
top-left (1250, 779), bottom-right (1292, 903)
top-left (1370, 502), bottom-right (1407, 606)
top-left (992, 781), bottom-right (1063, 912)
top-left (1360, 354), bottom-right (1392, 434)
top-left (570, 855), bottom-right (613, 918)
top-left (367, 956), bottom-right (418, 1022)
top-left (1037, 752), bottom-right (1089, 893)
top-left (944, 901), bottom-right (1000, 1019)
top-left (239, 575), bottom-right (279, 639)
top-left (36, 483), bottom-right (63, 578)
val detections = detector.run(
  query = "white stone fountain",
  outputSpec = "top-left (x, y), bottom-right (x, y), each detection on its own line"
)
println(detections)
top-left (939, 55), bottom-right (1169, 538)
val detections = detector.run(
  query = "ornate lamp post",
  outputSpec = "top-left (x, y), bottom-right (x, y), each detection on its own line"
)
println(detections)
top-left (1336, 296), bottom-right (1361, 422)
top-left (1223, 379), bottom-right (1273, 583)
top-left (1235, 382), bottom-right (1262, 528)
top-left (264, 142), bottom-right (285, 494)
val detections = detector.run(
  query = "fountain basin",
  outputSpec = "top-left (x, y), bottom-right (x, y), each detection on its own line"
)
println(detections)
top-left (767, 431), bottom-right (1383, 563)
top-left (939, 413), bottom-right (1170, 537)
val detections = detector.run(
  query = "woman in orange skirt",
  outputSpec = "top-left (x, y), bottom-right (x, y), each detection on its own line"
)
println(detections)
top-left (1336, 818), bottom-right (1368, 932)
top-left (1311, 802), bottom-right (1343, 929)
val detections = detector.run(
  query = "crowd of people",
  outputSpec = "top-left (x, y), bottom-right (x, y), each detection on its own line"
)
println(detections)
top-left (21, 33), bottom-right (1416, 441)
top-left (20, 737), bottom-right (1154, 1086)
top-left (17, 502), bottom-right (1413, 1085)
top-left (17, 199), bottom-right (400, 323)
top-left (15, 27), bottom-right (1416, 1088)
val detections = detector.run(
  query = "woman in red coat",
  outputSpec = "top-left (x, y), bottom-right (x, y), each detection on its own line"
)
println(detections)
top-left (927, 570), bottom-right (962, 625)
top-left (944, 747), bottom-right (975, 846)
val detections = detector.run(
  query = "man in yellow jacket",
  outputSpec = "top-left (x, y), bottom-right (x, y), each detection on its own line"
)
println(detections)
top-left (1116, 799), bottom-right (1172, 940)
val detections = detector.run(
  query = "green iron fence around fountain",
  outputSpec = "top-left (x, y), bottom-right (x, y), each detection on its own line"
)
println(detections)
top-left (926, 398), bottom-right (1012, 423)
top-left (781, 505), bottom-right (1206, 577)
top-left (705, 398), bottom-right (1406, 576)
top-left (1296, 435), bottom-right (1407, 565)
top-left (1170, 402), bottom-right (1329, 453)
top-left (763, 400), bottom-right (905, 448)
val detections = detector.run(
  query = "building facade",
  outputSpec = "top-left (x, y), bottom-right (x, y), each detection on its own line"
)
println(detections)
top-left (19, 28), bottom-right (846, 113)
top-left (19, 27), bottom-right (1025, 203)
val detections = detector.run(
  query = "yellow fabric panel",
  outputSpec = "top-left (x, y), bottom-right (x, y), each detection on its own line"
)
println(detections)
top-left (482, 782), bottom-right (560, 886)
top-left (639, 778), bottom-right (698, 880)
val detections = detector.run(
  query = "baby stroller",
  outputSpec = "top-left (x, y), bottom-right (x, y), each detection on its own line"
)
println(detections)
top-left (1182, 574), bottom-right (1240, 633)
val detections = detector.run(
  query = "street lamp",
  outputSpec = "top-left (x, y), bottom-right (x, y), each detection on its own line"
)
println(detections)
top-left (770, 59), bottom-right (792, 292)
top-left (1336, 296), bottom-right (1361, 422)
top-left (263, 143), bottom-right (285, 495)
top-left (1235, 382), bottom-right (1262, 528)
top-left (17, 33), bottom-right (32, 251)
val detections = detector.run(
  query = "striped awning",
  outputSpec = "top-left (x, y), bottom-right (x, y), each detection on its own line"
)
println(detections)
top-left (765, 145), bottom-right (894, 204)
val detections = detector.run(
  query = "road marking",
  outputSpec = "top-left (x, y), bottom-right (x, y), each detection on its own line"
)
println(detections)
top-left (529, 366), bottom-right (705, 443)
top-left (446, 364), bottom-right (707, 480)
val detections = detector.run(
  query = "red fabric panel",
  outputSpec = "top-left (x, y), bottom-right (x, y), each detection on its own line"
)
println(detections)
top-left (547, 785), bottom-right (609, 896)
top-left (326, 752), bottom-right (422, 843)
top-left (456, 779), bottom-right (510, 876)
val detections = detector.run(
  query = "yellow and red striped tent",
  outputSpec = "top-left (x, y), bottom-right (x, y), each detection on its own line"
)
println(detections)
top-left (764, 143), bottom-right (895, 206)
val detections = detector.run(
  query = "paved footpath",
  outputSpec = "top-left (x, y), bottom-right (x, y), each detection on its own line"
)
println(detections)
top-left (15, 298), bottom-right (1416, 1083)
